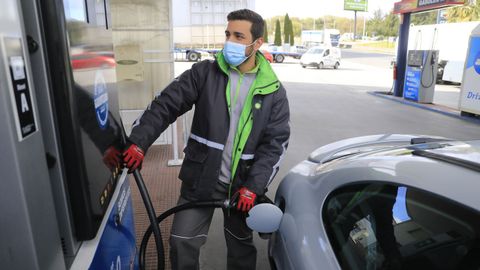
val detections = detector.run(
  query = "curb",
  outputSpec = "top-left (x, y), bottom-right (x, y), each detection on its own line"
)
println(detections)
top-left (368, 91), bottom-right (480, 125)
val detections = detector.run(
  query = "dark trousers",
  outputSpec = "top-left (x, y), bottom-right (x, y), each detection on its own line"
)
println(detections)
top-left (169, 181), bottom-right (257, 270)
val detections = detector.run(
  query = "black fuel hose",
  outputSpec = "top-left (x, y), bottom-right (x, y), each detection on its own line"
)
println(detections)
top-left (132, 169), bottom-right (165, 270)
top-left (138, 200), bottom-right (226, 270)
top-left (132, 168), bottom-right (270, 270)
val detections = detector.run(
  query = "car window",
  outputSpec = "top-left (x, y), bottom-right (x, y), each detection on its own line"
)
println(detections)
top-left (323, 183), bottom-right (480, 270)
top-left (324, 49), bottom-right (330, 56)
top-left (306, 48), bottom-right (323, 54)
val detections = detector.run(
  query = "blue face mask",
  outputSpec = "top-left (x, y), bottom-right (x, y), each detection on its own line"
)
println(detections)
top-left (223, 40), bottom-right (257, 67)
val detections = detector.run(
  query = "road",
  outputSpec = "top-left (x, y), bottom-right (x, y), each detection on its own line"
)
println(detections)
top-left (341, 49), bottom-right (394, 68)
top-left (171, 50), bottom-right (480, 269)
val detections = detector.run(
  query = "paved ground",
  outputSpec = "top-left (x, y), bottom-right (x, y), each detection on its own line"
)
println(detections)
top-left (133, 50), bottom-right (480, 270)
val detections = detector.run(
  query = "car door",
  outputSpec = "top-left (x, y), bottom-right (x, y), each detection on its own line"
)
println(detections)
top-left (323, 49), bottom-right (331, 67)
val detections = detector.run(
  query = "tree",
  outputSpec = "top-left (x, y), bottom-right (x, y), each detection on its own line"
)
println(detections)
top-left (291, 18), bottom-right (302, 38)
top-left (286, 16), bottom-right (294, 45)
top-left (263, 20), bottom-right (269, 43)
top-left (447, 1), bottom-right (480, 22)
top-left (366, 8), bottom-right (384, 37)
top-left (283, 14), bottom-right (293, 45)
top-left (411, 10), bottom-right (437, 25)
top-left (274, 19), bottom-right (282, 46)
top-left (383, 12), bottom-right (400, 37)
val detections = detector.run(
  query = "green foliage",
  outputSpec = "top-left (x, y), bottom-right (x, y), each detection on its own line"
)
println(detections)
top-left (283, 14), bottom-right (290, 44)
top-left (263, 8), bottom-right (408, 44)
top-left (411, 10), bottom-right (437, 25)
top-left (283, 14), bottom-right (294, 45)
top-left (288, 17), bottom-right (294, 45)
top-left (274, 19), bottom-right (282, 46)
top-left (366, 9), bottom-right (399, 37)
top-left (383, 12), bottom-right (400, 36)
top-left (263, 20), bottom-right (269, 43)
top-left (447, 1), bottom-right (480, 22)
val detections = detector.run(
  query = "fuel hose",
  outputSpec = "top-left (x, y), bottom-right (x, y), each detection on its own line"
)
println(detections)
top-left (132, 169), bottom-right (229, 270)
top-left (133, 169), bottom-right (271, 270)
top-left (138, 200), bottom-right (227, 270)
top-left (132, 169), bottom-right (165, 270)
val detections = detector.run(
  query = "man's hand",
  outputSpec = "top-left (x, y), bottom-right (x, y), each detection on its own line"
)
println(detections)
top-left (236, 187), bottom-right (257, 212)
top-left (123, 144), bottom-right (144, 173)
top-left (103, 146), bottom-right (121, 170)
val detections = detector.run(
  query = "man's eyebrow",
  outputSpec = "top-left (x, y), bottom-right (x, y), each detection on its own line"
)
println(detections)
top-left (233, 31), bottom-right (245, 37)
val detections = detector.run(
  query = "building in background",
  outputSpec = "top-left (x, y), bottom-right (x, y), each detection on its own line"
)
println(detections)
top-left (173, 0), bottom-right (255, 48)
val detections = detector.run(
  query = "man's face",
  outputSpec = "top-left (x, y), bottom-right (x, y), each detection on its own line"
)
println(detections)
top-left (225, 20), bottom-right (263, 57)
top-left (225, 20), bottom-right (254, 45)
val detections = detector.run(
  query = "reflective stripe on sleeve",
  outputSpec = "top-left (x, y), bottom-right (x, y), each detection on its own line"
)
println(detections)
top-left (190, 133), bottom-right (225, 151)
top-left (240, 154), bottom-right (255, 160)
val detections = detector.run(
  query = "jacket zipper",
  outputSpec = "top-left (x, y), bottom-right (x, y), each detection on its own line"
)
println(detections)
top-left (227, 80), bottom-right (279, 212)
top-left (227, 108), bottom-right (254, 207)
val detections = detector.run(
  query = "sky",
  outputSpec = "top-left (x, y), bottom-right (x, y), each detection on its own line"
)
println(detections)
top-left (255, 0), bottom-right (398, 19)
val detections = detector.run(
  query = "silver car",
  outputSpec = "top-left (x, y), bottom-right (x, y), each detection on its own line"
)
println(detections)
top-left (248, 134), bottom-right (480, 270)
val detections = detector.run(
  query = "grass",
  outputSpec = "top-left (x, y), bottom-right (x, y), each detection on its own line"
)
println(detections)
top-left (355, 41), bottom-right (396, 49)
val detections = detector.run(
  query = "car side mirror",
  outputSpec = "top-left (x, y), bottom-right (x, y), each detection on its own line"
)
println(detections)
top-left (246, 203), bottom-right (283, 233)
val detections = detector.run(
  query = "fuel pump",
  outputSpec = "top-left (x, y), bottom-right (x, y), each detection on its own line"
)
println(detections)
top-left (1, 0), bottom-right (278, 269)
top-left (403, 29), bottom-right (439, 103)
top-left (0, 0), bottom-right (138, 268)
top-left (459, 24), bottom-right (480, 117)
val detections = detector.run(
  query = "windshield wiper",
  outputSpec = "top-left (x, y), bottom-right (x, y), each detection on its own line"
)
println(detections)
top-left (412, 149), bottom-right (480, 173)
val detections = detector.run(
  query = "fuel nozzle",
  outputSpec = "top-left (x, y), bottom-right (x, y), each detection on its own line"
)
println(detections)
top-left (224, 192), bottom-right (240, 209)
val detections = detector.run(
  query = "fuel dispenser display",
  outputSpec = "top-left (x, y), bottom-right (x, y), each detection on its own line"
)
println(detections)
top-left (403, 50), bottom-right (439, 103)
top-left (2, 0), bottom-right (275, 269)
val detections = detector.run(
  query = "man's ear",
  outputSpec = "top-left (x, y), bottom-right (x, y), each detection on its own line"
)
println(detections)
top-left (254, 37), bottom-right (264, 51)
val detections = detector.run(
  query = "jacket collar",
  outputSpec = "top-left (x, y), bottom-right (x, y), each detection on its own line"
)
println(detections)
top-left (216, 51), bottom-right (279, 93)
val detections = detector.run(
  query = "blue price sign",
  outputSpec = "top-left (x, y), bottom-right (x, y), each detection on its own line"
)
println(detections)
top-left (404, 66), bottom-right (421, 101)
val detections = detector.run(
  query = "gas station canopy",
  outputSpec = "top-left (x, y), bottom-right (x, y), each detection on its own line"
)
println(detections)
top-left (394, 0), bottom-right (465, 14)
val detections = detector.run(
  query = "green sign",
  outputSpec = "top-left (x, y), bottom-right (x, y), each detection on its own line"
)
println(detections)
top-left (344, 0), bottom-right (368, 11)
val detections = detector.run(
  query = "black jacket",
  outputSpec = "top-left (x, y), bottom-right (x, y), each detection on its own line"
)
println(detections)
top-left (129, 53), bottom-right (290, 200)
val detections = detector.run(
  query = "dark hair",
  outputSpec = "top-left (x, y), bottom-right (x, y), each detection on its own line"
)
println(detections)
top-left (227, 9), bottom-right (264, 40)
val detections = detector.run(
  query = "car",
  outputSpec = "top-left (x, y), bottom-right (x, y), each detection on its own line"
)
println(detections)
top-left (262, 50), bottom-right (273, 63)
top-left (247, 134), bottom-right (480, 270)
top-left (71, 52), bottom-right (116, 69)
top-left (300, 46), bottom-right (341, 69)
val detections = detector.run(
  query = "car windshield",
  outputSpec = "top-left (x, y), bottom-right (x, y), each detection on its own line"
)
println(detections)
top-left (306, 48), bottom-right (324, 54)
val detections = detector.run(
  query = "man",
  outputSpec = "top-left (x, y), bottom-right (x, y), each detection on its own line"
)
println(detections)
top-left (123, 9), bottom-right (290, 270)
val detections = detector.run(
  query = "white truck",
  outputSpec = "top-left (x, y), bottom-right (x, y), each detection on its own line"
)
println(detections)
top-left (407, 21), bottom-right (480, 84)
top-left (301, 29), bottom-right (341, 48)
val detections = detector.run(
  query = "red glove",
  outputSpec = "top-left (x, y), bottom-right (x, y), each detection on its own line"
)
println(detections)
top-left (123, 144), bottom-right (144, 172)
top-left (103, 146), bottom-right (121, 170)
top-left (236, 187), bottom-right (257, 212)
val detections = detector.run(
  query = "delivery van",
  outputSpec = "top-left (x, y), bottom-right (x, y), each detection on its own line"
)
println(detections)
top-left (300, 46), bottom-right (341, 69)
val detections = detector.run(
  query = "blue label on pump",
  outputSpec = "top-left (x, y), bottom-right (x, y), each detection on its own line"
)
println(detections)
top-left (94, 71), bottom-right (109, 130)
top-left (466, 37), bottom-right (480, 75)
top-left (474, 51), bottom-right (480, 75)
top-left (90, 178), bottom-right (137, 270)
top-left (404, 66), bottom-right (421, 101)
